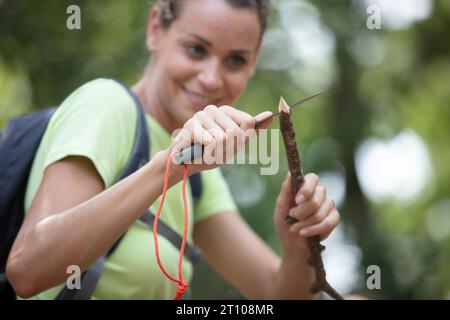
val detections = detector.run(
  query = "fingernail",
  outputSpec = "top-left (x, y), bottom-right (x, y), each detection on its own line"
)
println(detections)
top-left (295, 194), bottom-right (305, 205)
top-left (288, 210), bottom-right (294, 218)
top-left (299, 229), bottom-right (309, 236)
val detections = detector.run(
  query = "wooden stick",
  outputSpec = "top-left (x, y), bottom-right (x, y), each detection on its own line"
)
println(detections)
top-left (278, 97), bottom-right (344, 300)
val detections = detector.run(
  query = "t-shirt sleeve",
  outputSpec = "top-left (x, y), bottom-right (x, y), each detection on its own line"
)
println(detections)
top-left (194, 168), bottom-right (238, 223)
top-left (42, 78), bottom-right (137, 188)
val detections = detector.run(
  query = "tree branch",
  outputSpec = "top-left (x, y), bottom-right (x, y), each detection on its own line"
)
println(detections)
top-left (278, 97), bottom-right (344, 300)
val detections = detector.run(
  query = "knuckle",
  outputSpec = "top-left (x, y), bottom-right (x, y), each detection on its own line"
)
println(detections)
top-left (325, 197), bottom-right (334, 211)
top-left (323, 219), bottom-right (333, 231)
top-left (194, 110), bottom-right (206, 119)
top-left (184, 119), bottom-right (194, 129)
top-left (243, 111), bottom-right (253, 119)
top-left (237, 127), bottom-right (246, 136)
top-left (317, 184), bottom-right (326, 194)
top-left (309, 212), bottom-right (321, 224)
top-left (301, 186), bottom-right (313, 199)
top-left (326, 212), bottom-right (338, 229)
top-left (307, 172), bottom-right (319, 183)
top-left (334, 209), bottom-right (341, 223)
top-left (311, 197), bottom-right (321, 211)
top-left (316, 213), bottom-right (325, 224)
top-left (227, 122), bottom-right (239, 131)
top-left (192, 118), bottom-right (202, 126)
top-left (289, 207), bottom-right (299, 219)
top-left (209, 127), bottom-right (222, 137)
top-left (230, 126), bottom-right (241, 136)
top-left (205, 104), bottom-right (218, 112)
top-left (218, 105), bottom-right (232, 111)
top-left (176, 127), bottom-right (187, 135)
top-left (243, 117), bottom-right (255, 128)
top-left (305, 189), bottom-right (314, 199)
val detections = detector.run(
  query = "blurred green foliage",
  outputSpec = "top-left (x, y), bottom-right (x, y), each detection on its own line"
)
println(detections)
top-left (1, 0), bottom-right (449, 299)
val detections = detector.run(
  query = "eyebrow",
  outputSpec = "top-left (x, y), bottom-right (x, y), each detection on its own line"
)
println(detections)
top-left (184, 31), bottom-right (252, 55)
top-left (185, 32), bottom-right (213, 47)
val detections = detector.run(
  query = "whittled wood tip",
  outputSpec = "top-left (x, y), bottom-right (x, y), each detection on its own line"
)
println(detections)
top-left (278, 97), bottom-right (290, 113)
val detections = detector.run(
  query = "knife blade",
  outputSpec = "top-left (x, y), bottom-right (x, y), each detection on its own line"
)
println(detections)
top-left (254, 89), bottom-right (326, 129)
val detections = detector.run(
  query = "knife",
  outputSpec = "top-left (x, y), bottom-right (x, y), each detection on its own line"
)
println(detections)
top-left (173, 89), bottom-right (326, 165)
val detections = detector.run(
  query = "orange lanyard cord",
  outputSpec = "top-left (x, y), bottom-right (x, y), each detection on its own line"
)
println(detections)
top-left (153, 152), bottom-right (189, 300)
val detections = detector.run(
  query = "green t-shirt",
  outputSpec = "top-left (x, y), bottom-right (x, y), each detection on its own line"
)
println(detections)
top-left (23, 78), bottom-right (237, 299)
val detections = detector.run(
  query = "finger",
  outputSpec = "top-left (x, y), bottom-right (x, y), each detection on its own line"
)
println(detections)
top-left (219, 105), bottom-right (256, 131)
top-left (289, 197), bottom-right (334, 234)
top-left (320, 230), bottom-right (333, 241)
top-left (171, 127), bottom-right (193, 155)
top-left (195, 110), bottom-right (223, 131)
top-left (188, 118), bottom-right (215, 146)
top-left (194, 111), bottom-right (225, 144)
top-left (204, 106), bottom-right (241, 159)
top-left (254, 111), bottom-right (274, 130)
top-left (200, 122), bottom-right (242, 163)
top-left (204, 105), bottom-right (239, 132)
top-left (226, 126), bottom-right (246, 155)
top-left (316, 209), bottom-right (340, 241)
top-left (288, 184), bottom-right (326, 220)
top-left (219, 106), bottom-right (257, 145)
top-left (299, 208), bottom-right (340, 239)
top-left (172, 117), bottom-right (216, 156)
top-left (296, 173), bottom-right (320, 204)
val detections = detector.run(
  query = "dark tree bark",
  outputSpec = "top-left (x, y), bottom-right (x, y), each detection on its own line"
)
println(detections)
top-left (278, 97), bottom-right (344, 300)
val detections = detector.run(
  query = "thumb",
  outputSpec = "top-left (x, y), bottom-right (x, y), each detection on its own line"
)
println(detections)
top-left (254, 111), bottom-right (274, 130)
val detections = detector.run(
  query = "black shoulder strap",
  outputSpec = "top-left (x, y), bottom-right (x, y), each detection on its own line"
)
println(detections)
top-left (55, 84), bottom-right (149, 300)
top-left (189, 172), bottom-right (202, 207)
top-left (56, 80), bottom-right (203, 300)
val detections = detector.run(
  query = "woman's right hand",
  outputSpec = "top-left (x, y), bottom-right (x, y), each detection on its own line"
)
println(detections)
top-left (167, 104), bottom-right (273, 177)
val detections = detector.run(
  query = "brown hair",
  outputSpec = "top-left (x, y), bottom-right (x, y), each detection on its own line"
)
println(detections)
top-left (157, 0), bottom-right (271, 39)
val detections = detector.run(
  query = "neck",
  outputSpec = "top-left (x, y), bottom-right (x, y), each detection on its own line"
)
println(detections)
top-left (131, 64), bottom-right (179, 134)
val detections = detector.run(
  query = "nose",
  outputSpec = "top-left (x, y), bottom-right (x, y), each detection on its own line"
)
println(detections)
top-left (198, 58), bottom-right (224, 92)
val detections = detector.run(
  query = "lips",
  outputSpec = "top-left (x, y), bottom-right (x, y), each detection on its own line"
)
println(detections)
top-left (181, 85), bottom-right (217, 109)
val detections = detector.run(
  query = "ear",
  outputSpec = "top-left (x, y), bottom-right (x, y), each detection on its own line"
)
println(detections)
top-left (146, 7), bottom-right (163, 52)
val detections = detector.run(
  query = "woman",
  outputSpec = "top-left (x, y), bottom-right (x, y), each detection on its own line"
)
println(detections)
top-left (6, 0), bottom-right (340, 299)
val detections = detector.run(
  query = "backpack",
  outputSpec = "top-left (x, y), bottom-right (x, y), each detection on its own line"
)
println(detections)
top-left (0, 81), bottom-right (202, 300)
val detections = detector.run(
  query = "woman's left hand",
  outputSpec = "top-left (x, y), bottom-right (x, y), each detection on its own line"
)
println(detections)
top-left (274, 172), bottom-right (340, 250)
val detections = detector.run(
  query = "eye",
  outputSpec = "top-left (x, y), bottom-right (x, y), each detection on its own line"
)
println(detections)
top-left (185, 44), bottom-right (206, 58)
top-left (228, 55), bottom-right (247, 67)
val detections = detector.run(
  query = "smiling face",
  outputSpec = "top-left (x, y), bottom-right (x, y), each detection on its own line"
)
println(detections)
top-left (146, 0), bottom-right (262, 129)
